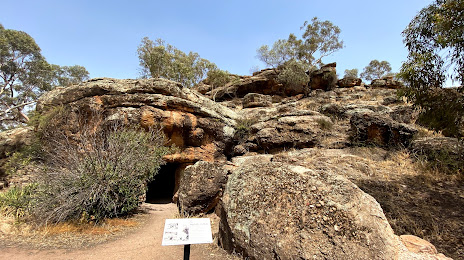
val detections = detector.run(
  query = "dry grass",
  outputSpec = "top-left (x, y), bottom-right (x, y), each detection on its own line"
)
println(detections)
top-left (40, 218), bottom-right (138, 236)
top-left (0, 213), bottom-right (145, 250)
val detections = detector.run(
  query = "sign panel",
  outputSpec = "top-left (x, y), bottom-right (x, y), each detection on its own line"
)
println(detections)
top-left (162, 218), bottom-right (213, 246)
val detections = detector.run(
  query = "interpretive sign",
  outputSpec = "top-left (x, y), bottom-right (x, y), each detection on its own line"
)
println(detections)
top-left (162, 218), bottom-right (213, 246)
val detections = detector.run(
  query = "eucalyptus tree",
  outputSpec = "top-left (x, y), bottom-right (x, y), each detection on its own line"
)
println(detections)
top-left (0, 24), bottom-right (89, 129)
top-left (137, 37), bottom-right (217, 87)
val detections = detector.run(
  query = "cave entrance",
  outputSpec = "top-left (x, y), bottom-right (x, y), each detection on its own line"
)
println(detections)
top-left (145, 163), bottom-right (178, 204)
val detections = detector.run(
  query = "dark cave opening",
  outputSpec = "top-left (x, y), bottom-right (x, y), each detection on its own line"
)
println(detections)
top-left (145, 163), bottom-right (177, 204)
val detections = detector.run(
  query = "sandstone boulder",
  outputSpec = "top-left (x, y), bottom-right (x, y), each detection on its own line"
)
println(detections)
top-left (234, 112), bottom-right (332, 153)
top-left (218, 156), bottom-right (402, 259)
top-left (350, 113), bottom-right (417, 147)
top-left (338, 77), bottom-right (362, 88)
top-left (177, 161), bottom-right (230, 215)
top-left (309, 62), bottom-right (337, 91)
top-left (242, 93), bottom-right (272, 108)
top-left (371, 76), bottom-right (404, 89)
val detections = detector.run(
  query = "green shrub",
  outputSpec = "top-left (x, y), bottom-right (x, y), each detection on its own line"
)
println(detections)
top-left (235, 118), bottom-right (257, 143)
top-left (277, 60), bottom-right (310, 88)
top-left (0, 184), bottom-right (37, 219)
top-left (207, 69), bottom-right (236, 88)
top-left (29, 123), bottom-right (172, 224)
top-left (415, 149), bottom-right (464, 176)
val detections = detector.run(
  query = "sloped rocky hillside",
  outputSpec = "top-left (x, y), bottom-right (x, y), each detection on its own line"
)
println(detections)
top-left (1, 65), bottom-right (462, 259)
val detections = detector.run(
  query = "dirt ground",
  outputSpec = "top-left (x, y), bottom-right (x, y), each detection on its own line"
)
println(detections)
top-left (0, 203), bottom-right (238, 260)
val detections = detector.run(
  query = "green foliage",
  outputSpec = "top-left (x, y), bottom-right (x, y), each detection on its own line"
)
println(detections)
top-left (415, 148), bottom-right (464, 176)
top-left (137, 37), bottom-right (217, 87)
top-left (256, 17), bottom-right (344, 69)
top-left (51, 65), bottom-right (90, 87)
top-left (412, 87), bottom-right (464, 137)
top-left (0, 184), bottom-right (37, 219)
top-left (2, 107), bottom-right (173, 224)
top-left (206, 69), bottom-right (236, 89)
top-left (360, 60), bottom-right (392, 82)
top-left (3, 142), bottom-right (42, 176)
top-left (276, 60), bottom-right (310, 88)
top-left (344, 68), bottom-right (359, 78)
top-left (30, 124), bottom-right (172, 224)
top-left (0, 25), bottom-right (89, 130)
top-left (322, 70), bottom-right (338, 90)
top-left (235, 118), bottom-right (257, 143)
top-left (399, 0), bottom-right (464, 137)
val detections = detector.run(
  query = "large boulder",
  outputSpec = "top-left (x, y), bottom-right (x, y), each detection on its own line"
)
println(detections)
top-left (208, 69), bottom-right (307, 101)
top-left (176, 161), bottom-right (230, 215)
top-left (371, 76), bottom-right (404, 89)
top-left (233, 111), bottom-right (333, 154)
top-left (309, 62), bottom-right (338, 91)
top-left (217, 156), bottom-right (422, 259)
top-left (337, 77), bottom-right (362, 88)
top-left (242, 93), bottom-right (272, 108)
top-left (350, 113), bottom-right (417, 147)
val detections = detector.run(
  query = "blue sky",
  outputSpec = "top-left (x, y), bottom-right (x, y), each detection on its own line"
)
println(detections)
top-left (2, 0), bottom-right (433, 80)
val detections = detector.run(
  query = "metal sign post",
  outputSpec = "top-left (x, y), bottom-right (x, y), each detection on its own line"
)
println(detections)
top-left (162, 218), bottom-right (213, 260)
top-left (183, 244), bottom-right (190, 260)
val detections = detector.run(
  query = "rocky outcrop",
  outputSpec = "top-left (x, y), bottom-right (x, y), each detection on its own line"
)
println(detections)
top-left (242, 93), bottom-right (272, 108)
top-left (400, 235), bottom-right (453, 259)
top-left (371, 76), bottom-right (404, 89)
top-left (37, 78), bottom-right (238, 165)
top-left (176, 161), bottom-right (230, 215)
top-left (0, 127), bottom-right (33, 160)
top-left (207, 69), bottom-right (307, 101)
top-left (233, 110), bottom-right (333, 154)
top-left (350, 113), bottom-right (417, 147)
top-left (338, 77), bottom-right (362, 88)
top-left (309, 62), bottom-right (337, 91)
top-left (217, 155), bottom-right (430, 260)
top-left (410, 137), bottom-right (464, 164)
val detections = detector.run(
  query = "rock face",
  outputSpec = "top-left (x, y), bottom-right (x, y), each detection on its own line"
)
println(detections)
top-left (176, 161), bottom-right (230, 215)
top-left (371, 76), bottom-right (404, 89)
top-left (218, 156), bottom-right (402, 260)
top-left (242, 93), bottom-right (272, 108)
top-left (37, 78), bottom-right (238, 165)
top-left (338, 77), bottom-right (362, 88)
top-left (233, 110), bottom-right (333, 154)
top-left (207, 69), bottom-right (307, 101)
top-left (350, 113), bottom-right (417, 147)
top-left (309, 62), bottom-right (338, 91)
top-left (0, 127), bottom-right (33, 160)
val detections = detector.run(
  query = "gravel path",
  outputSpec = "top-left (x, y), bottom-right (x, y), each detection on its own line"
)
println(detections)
top-left (1, 203), bottom-right (234, 260)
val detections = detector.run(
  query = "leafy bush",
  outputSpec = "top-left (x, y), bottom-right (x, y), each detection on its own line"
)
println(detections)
top-left (0, 184), bottom-right (37, 219)
top-left (399, 87), bottom-right (464, 138)
top-left (235, 118), bottom-right (257, 143)
top-left (206, 69), bottom-right (237, 89)
top-left (2, 107), bottom-right (173, 225)
top-left (30, 123), bottom-right (172, 224)
top-left (277, 60), bottom-right (310, 88)
top-left (137, 37), bottom-right (217, 87)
